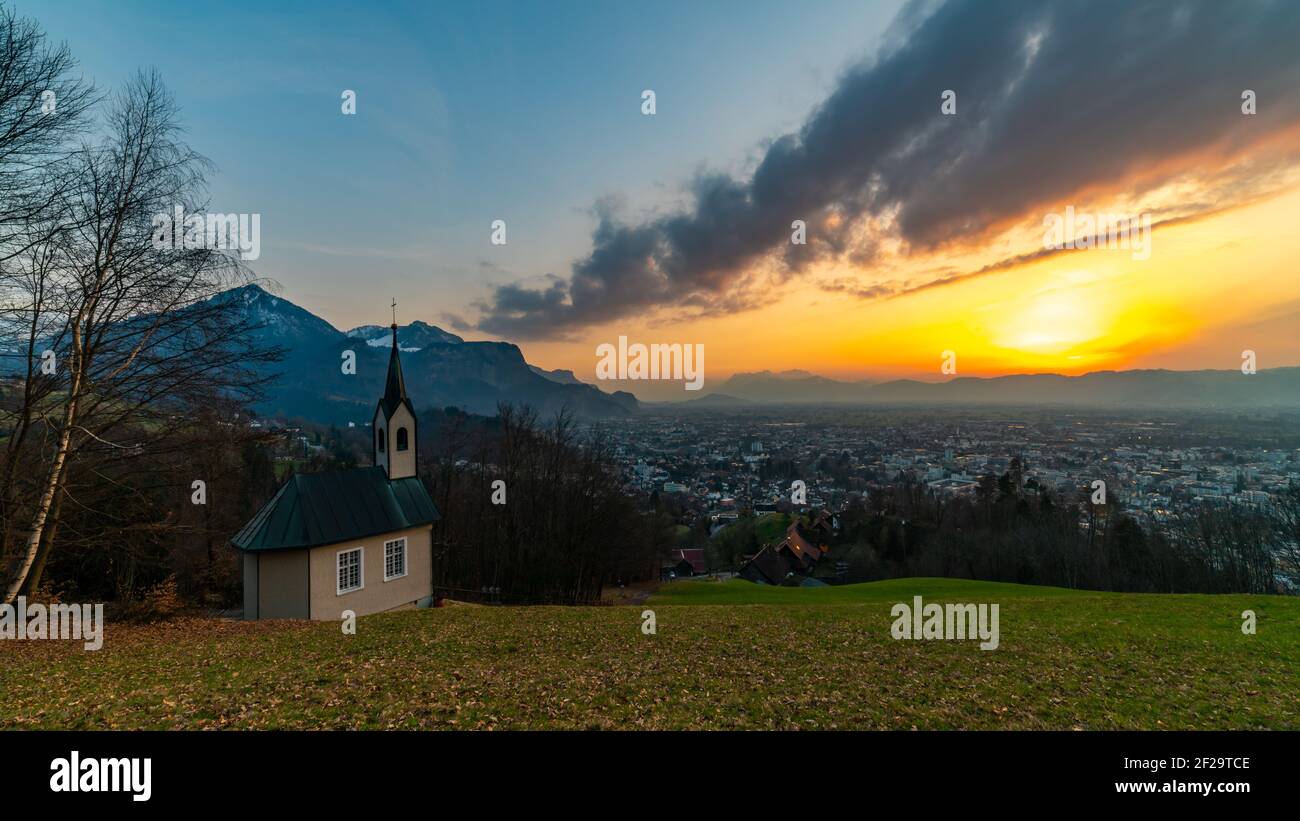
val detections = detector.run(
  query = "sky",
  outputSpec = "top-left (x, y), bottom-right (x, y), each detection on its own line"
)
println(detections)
top-left (33, 0), bottom-right (1300, 394)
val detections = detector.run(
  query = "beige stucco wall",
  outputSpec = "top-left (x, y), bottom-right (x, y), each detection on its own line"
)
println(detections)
top-left (256, 549), bottom-right (310, 620)
top-left (373, 403), bottom-right (416, 480)
top-left (242, 552), bottom-right (259, 619)
top-left (308, 524), bottom-right (432, 620)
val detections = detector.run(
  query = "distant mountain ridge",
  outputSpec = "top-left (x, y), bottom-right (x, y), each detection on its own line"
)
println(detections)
top-left (347, 321), bottom-right (463, 349)
top-left (685, 367), bottom-right (1300, 408)
top-left (215, 285), bottom-right (637, 423)
top-left (9, 286), bottom-right (1297, 419)
top-left (528, 365), bottom-right (582, 385)
top-left (678, 393), bottom-right (754, 407)
top-left (709, 370), bottom-right (878, 403)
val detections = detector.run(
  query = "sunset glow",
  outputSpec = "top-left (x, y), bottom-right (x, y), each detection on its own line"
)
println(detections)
top-left (520, 181), bottom-right (1300, 389)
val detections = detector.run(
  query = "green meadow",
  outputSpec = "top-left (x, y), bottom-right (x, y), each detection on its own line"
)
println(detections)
top-left (1, 578), bottom-right (1295, 729)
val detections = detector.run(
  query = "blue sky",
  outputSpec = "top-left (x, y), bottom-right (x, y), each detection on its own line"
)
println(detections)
top-left (37, 0), bottom-right (904, 333)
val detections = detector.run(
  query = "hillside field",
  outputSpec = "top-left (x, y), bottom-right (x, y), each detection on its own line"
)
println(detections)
top-left (1, 578), bottom-right (1295, 729)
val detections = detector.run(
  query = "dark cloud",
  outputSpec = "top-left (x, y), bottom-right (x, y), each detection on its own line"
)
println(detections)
top-left (837, 189), bottom-right (1299, 304)
top-left (475, 0), bottom-right (1300, 340)
top-left (821, 278), bottom-right (897, 300)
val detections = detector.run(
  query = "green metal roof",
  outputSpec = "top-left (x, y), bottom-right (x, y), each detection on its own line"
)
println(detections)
top-left (231, 466), bottom-right (439, 552)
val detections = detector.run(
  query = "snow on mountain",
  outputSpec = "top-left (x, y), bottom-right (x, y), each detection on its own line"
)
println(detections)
top-left (346, 321), bottom-right (463, 351)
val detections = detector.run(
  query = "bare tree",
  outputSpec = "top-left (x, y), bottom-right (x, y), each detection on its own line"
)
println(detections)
top-left (425, 403), bottom-right (668, 604)
top-left (0, 2), bottom-right (96, 575)
top-left (0, 2), bottom-right (95, 240)
top-left (3, 69), bottom-right (275, 604)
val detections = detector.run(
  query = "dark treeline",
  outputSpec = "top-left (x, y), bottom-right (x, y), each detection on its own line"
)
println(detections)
top-left (823, 467), bottom-right (1295, 594)
top-left (421, 404), bottom-right (672, 604)
top-left (27, 405), bottom-right (279, 607)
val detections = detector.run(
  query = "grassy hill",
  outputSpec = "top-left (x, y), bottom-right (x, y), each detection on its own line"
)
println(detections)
top-left (754, 511), bottom-right (791, 543)
top-left (1, 578), bottom-right (1295, 729)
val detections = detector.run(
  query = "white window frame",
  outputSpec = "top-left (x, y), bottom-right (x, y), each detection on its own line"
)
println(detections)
top-left (383, 537), bottom-right (407, 582)
top-left (337, 547), bottom-right (364, 595)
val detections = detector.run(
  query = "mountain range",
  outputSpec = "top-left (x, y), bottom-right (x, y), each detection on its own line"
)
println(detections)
top-left (227, 285), bottom-right (1295, 416)
top-left (697, 370), bottom-right (878, 403)
top-left (6, 285), bottom-right (1298, 422)
top-left (215, 285), bottom-right (637, 423)
top-left (676, 367), bottom-right (1300, 409)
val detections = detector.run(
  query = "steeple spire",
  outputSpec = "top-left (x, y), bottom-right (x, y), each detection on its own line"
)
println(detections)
top-left (381, 304), bottom-right (408, 417)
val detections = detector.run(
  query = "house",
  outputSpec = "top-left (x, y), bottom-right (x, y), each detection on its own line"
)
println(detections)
top-left (739, 517), bottom-right (831, 585)
top-left (807, 508), bottom-right (835, 537)
top-left (232, 322), bottom-right (440, 620)
top-left (661, 548), bottom-right (707, 579)
top-left (738, 545), bottom-right (792, 585)
top-left (661, 557), bottom-right (694, 580)
top-left (673, 548), bottom-right (706, 574)
top-left (775, 522), bottom-right (828, 570)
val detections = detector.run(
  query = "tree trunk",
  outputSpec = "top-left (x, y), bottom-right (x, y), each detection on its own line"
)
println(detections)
top-left (3, 374), bottom-right (79, 605)
top-left (22, 488), bottom-right (62, 596)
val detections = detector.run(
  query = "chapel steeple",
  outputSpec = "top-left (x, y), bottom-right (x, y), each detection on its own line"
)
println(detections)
top-left (372, 301), bottom-right (417, 480)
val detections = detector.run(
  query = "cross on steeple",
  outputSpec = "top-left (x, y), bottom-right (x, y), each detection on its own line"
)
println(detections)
top-left (390, 297), bottom-right (397, 328)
